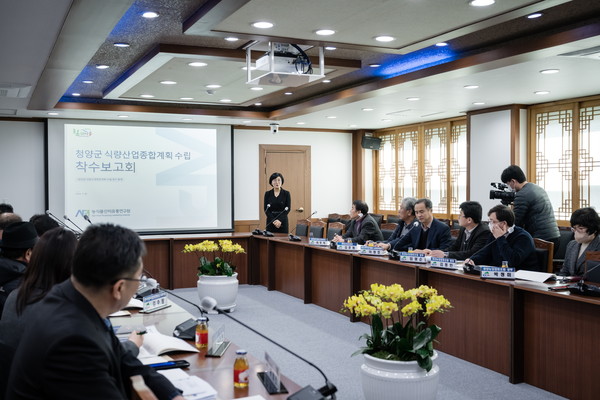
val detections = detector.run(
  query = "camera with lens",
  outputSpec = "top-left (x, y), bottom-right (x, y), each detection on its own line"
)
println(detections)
top-left (489, 182), bottom-right (515, 205)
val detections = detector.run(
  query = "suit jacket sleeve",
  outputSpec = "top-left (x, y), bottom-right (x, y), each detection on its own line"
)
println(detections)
top-left (448, 226), bottom-right (491, 260)
top-left (559, 240), bottom-right (578, 275)
top-left (497, 232), bottom-right (535, 268)
top-left (386, 223), bottom-right (404, 243)
top-left (354, 218), bottom-right (382, 245)
top-left (393, 227), bottom-right (418, 251)
top-left (470, 235), bottom-right (494, 265)
top-left (429, 222), bottom-right (453, 250)
top-left (283, 190), bottom-right (291, 217)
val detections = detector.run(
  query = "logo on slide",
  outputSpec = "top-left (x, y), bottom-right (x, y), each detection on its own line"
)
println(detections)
top-left (72, 128), bottom-right (92, 137)
top-left (75, 209), bottom-right (90, 218)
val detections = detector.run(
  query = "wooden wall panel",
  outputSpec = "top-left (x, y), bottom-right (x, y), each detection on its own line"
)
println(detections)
top-left (142, 239), bottom-right (171, 288)
top-left (310, 248), bottom-right (353, 313)
top-left (272, 240), bottom-right (305, 300)
top-left (426, 272), bottom-right (511, 375)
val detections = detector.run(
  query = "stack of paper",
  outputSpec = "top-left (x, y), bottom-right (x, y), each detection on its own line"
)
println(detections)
top-left (137, 325), bottom-right (199, 358)
top-left (159, 369), bottom-right (217, 400)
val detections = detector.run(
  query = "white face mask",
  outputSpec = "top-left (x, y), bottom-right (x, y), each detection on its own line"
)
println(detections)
top-left (488, 222), bottom-right (494, 233)
top-left (574, 230), bottom-right (594, 244)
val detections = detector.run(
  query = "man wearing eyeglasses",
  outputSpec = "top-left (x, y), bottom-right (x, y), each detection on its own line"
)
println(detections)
top-left (428, 201), bottom-right (490, 260)
top-left (7, 224), bottom-right (185, 400)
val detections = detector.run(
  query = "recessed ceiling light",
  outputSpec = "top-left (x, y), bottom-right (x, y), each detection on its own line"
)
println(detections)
top-left (326, 116), bottom-right (337, 119)
top-left (182, 118), bottom-right (193, 121)
top-left (473, 102), bottom-right (486, 105)
top-left (188, 62), bottom-right (207, 67)
top-left (140, 94), bottom-right (155, 98)
top-left (72, 93), bottom-right (80, 97)
top-left (252, 21), bottom-right (274, 29)
top-left (113, 42), bottom-right (130, 48)
top-left (315, 29), bottom-right (335, 36)
top-left (225, 37), bottom-right (239, 42)
top-left (527, 13), bottom-right (542, 19)
top-left (296, 122), bottom-right (306, 125)
top-left (322, 79), bottom-right (331, 83)
top-left (464, 85), bottom-right (479, 89)
top-left (325, 46), bottom-right (336, 51)
top-left (47, 112), bottom-right (59, 116)
top-left (142, 11), bottom-right (159, 19)
top-left (375, 35), bottom-right (395, 42)
top-left (82, 80), bottom-right (93, 84)
top-left (241, 66), bottom-right (256, 71)
top-left (205, 84), bottom-right (221, 89)
top-left (535, 91), bottom-right (550, 95)
top-left (118, 115), bottom-right (129, 118)
top-left (180, 97), bottom-right (194, 100)
top-left (243, 120), bottom-right (252, 123)
top-left (284, 92), bottom-right (293, 95)
top-left (469, 0), bottom-right (495, 6)
top-left (254, 102), bottom-right (262, 106)
top-left (369, 64), bottom-right (381, 68)
top-left (95, 64), bottom-right (109, 69)
top-left (406, 97), bottom-right (420, 101)
top-left (160, 80), bottom-right (177, 85)
top-left (435, 42), bottom-right (448, 47)
top-left (349, 124), bottom-right (358, 128)
top-left (362, 108), bottom-right (374, 111)
top-left (250, 87), bottom-right (264, 91)
top-left (540, 69), bottom-right (559, 74)
top-left (381, 119), bottom-right (392, 122)
top-left (219, 98), bottom-right (232, 103)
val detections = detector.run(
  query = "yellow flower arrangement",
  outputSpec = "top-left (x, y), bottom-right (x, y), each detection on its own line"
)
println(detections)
top-left (342, 283), bottom-right (452, 371)
top-left (182, 240), bottom-right (245, 276)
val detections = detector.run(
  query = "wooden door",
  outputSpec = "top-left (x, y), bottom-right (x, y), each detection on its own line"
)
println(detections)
top-left (259, 145), bottom-right (311, 232)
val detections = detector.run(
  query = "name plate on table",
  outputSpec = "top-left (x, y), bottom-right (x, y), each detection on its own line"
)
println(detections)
top-left (309, 238), bottom-right (330, 246)
top-left (399, 252), bottom-right (427, 263)
top-left (359, 246), bottom-right (388, 256)
top-left (429, 257), bottom-right (457, 269)
top-left (480, 266), bottom-right (515, 280)
top-left (336, 242), bottom-right (359, 251)
top-left (142, 291), bottom-right (169, 313)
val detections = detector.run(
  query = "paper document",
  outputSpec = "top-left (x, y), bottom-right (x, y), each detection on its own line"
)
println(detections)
top-left (158, 369), bottom-right (217, 400)
top-left (138, 325), bottom-right (199, 358)
top-left (515, 270), bottom-right (556, 283)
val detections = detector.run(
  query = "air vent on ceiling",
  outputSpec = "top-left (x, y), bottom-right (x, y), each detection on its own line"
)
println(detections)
top-left (0, 83), bottom-right (32, 98)
top-left (559, 45), bottom-right (600, 60)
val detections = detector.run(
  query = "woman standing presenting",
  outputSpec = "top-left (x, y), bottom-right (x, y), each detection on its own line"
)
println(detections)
top-left (263, 172), bottom-right (291, 233)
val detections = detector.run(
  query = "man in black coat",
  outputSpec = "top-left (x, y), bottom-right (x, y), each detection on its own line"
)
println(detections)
top-left (333, 200), bottom-right (383, 244)
top-left (428, 201), bottom-right (490, 260)
top-left (7, 224), bottom-right (184, 400)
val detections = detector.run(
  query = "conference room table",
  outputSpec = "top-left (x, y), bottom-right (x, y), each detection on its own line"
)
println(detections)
top-left (142, 233), bottom-right (599, 400)
top-left (111, 301), bottom-right (301, 400)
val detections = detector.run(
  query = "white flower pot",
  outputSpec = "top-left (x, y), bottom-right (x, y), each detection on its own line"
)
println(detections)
top-left (360, 352), bottom-right (439, 400)
top-left (197, 272), bottom-right (238, 312)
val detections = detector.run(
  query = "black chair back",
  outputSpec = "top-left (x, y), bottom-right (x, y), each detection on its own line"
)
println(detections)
top-left (387, 215), bottom-right (400, 224)
top-left (327, 227), bottom-right (342, 241)
top-left (296, 223), bottom-right (309, 237)
top-left (310, 225), bottom-right (325, 238)
top-left (534, 248), bottom-right (549, 273)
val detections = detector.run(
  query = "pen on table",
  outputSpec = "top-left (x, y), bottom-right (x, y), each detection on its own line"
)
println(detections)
top-left (136, 330), bottom-right (147, 335)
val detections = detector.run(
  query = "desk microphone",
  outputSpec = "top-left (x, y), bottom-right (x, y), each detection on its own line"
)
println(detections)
top-left (83, 214), bottom-right (93, 224)
top-left (200, 296), bottom-right (337, 400)
top-left (45, 210), bottom-right (80, 237)
top-left (138, 274), bottom-right (208, 339)
top-left (253, 205), bottom-right (271, 235)
top-left (462, 237), bottom-right (499, 274)
top-left (289, 211), bottom-right (317, 241)
top-left (567, 262), bottom-right (600, 297)
top-left (64, 214), bottom-right (84, 234)
top-left (264, 207), bottom-right (289, 236)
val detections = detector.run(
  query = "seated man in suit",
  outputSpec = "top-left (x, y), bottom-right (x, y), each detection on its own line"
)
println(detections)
top-left (391, 198), bottom-right (453, 252)
top-left (428, 201), bottom-right (490, 260)
top-left (7, 224), bottom-right (185, 400)
top-left (466, 204), bottom-right (538, 270)
top-left (559, 207), bottom-right (600, 276)
top-left (375, 197), bottom-right (418, 250)
top-left (332, 200), bottom-right (383, 244)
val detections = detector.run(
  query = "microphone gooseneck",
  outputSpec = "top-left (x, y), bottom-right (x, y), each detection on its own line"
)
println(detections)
top-left (200, 296), bottom-right (337, 399)
top-left (64, 214), bottom-right (84, 233)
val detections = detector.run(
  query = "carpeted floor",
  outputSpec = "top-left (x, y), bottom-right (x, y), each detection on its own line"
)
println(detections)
top-left (170, 285), bottom-right (565, 400)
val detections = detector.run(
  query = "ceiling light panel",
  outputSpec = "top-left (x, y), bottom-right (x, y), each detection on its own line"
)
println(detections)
top-left (210, 0), bottom-right (530, 51)
top-left (115, 56), bottom-right (283, 104)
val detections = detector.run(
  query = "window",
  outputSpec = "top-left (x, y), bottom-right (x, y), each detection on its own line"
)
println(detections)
top-left (529, 97), bottom-right (600, 222)
top-left (374, 118), bottom-right (467, 218)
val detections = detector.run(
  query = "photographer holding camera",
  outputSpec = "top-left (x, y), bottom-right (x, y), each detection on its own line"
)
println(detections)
top-left (500, 165), bottom-right (559, 251)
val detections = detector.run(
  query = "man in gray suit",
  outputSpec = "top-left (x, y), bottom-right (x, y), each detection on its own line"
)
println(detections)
top-left (560, 207), bottom-right (600, 276)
